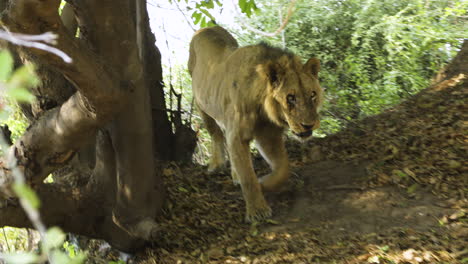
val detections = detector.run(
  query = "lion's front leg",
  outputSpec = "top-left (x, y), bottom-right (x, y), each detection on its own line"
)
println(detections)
top-left (226, 133), bottom-right (272, 222)
top-left (254, 126), bottom-right (290, 192)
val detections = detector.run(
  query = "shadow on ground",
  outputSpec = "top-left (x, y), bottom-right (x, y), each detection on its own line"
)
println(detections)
top-left (267, 161), bottom-right (454, 243)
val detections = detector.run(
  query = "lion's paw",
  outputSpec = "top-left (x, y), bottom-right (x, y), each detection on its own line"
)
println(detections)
top-left (245, 203), bottom-right (272, 223)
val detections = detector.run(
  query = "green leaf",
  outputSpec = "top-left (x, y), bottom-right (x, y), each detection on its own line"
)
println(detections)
top-left (407, 183), bottom-right (418, 194)
top-left (6, 87), bottom-right (35, 103)
top-left (63, 241), bottom-right (76, 258)
top-left (238, 0), bottom-right (247, 12)
top-left (207, 20), bottom-right (217, 27)
top-left (199, 8), bottom-right (216, 23)
top-left (192, 11), bottom-right (202, 25)
top-left (68, 253), bottom-right (86, 264)
top-left (12, 183), bottom-right (41, 209)
top-left (62, 242), bottom-right (87, 264)
top-left (50, 250), bottom-right (70, 264)
top-left (108, 261), bottom-right (125, 264)
top-left (392, 169), bottom-right (407, 179)
top-left (178, 186), bottom-right (188, 192)
top-left (43, 227), bottom-right (66, 252)
top-left (1, 253), bottom-right (40, 264)
top-left (200, 17), bottom-right (207, 28)
top-left (6, 64), bottom-right (38, 103)
top-left (379, 245), bottom-right (390, 252)
top-left (266, 219), bottom-right (280, 225)
top-left (0, 50), bottom-right (14, 82)
top-left (8, 64), bottom-right (39, 88)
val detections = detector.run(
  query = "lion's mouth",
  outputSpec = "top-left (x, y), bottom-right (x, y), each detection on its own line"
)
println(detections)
top-left (293, 130), bottom-right (312, 138)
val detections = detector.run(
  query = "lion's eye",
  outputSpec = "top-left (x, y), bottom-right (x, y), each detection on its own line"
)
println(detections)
top-left (287, 94), bottom-right (296, 106)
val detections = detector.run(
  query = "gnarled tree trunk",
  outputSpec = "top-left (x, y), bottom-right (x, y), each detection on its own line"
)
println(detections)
top-left (0, 0), bottom-right (194, 252)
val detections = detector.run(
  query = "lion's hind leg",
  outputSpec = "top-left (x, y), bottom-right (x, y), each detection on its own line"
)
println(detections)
top-left (199, 111), bottom-right (227, 173)
top-left (254, 125), bottom-right (290, 192)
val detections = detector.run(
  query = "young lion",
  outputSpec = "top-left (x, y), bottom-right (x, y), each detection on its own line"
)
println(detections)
top-left (188, 26), bottom-right (323, 222)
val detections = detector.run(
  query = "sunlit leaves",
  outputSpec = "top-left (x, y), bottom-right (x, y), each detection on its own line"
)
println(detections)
top-left (239, 0), bottom-right (464, 134)
top-left (1, 252), bottom-right (40, 264)
top-left (0, 51), bottom-right (14, 81)
top-left (43, 227), bottom-right (66, 253)
top-left (238, 0), bottom-right (258, 17)
top-left (0, 50), bottom-right (37, 103)
top-left (5, 65), bottom-right (38, 103)
top-left (178, 0), bottom-right (258, 27)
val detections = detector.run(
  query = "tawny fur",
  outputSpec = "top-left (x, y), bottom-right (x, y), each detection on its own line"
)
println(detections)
top-left (189, 26), bottom-right (323, 222)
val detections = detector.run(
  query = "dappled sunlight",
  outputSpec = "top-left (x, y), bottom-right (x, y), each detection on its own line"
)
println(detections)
top-left (342, 189), bottom-right (390, 212)
top-left (430, 73), bottom-right (466, 92)
top-left (0, 227), bottom-right (39, 252)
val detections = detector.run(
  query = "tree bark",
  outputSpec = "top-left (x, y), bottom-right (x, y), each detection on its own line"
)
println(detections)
top-left (0, 183), bottom-right (145, 252)
top-left (0, 0), bottom-right (173, 252)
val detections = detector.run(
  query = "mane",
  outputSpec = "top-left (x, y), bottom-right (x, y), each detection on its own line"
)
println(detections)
top-left (257, 41), bottom-right (296, 61)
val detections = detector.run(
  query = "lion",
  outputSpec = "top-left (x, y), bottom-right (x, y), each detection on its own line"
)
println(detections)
top-left (188, 26), bottom-right (323, 222)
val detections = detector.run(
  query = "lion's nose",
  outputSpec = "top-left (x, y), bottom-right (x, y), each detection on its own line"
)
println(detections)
top-left (301, 123), bottom-right (313, 130)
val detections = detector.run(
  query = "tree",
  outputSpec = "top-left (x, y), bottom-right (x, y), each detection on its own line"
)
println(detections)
top-left (0, 0), bottom-right (197, 252)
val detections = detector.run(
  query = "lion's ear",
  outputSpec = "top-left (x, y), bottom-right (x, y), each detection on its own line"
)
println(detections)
top-left (304, 57), bottom-right (320, 78)
top-left (256, 61), bottom-right (285, 88)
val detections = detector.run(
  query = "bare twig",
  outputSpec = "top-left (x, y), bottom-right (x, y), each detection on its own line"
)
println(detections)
top-left (232, 0), bottom-right (297, 37)
top-left (0, 30), bottom-right (72, 63)
top-left (189, 97), bottom-right (195, 124)
top-left (161, 20), bottom-right (184, 126)
top-left (173, 0), bottom-right (196, 32)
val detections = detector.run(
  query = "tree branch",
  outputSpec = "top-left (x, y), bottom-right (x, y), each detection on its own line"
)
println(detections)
top-left (0, 182), bottom-right (145, 252)
top-left (2, 0), bottom-right (127, 114)
top-left (0, 0), bottom-right (134, 186)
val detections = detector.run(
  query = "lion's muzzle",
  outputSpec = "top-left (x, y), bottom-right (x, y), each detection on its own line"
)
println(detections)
top-left (294, 130), bottom-right (313, 138)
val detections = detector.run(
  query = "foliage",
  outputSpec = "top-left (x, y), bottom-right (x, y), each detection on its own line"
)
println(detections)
top-left (0, 227), bottom-right (33, 252)
top-left (231, 0), bottom-right (467, 135)
top-left (0, 51), bottom-right (31, 142)
top-left (170, 0), bottom-right (258, 27)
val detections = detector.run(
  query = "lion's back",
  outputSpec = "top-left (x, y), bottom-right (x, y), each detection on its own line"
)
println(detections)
top-left (188, 26), bottom-right (239, 75)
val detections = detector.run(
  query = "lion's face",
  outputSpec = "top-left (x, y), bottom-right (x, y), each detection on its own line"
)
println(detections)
top-left (258, 56), bottom-right (323, 140)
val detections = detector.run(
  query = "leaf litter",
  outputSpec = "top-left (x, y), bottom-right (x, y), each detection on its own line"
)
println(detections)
top-left (85, 72), bottom-right (466, 263)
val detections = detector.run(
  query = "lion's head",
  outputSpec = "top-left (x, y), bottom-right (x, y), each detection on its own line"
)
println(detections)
top-left (258, 55), bottom-right (323, 140)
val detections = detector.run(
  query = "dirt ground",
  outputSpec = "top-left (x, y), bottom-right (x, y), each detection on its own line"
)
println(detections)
top-left (87, 157), bottom-right (465, 263)
top-left (110, 158), bottom-right (462, 264)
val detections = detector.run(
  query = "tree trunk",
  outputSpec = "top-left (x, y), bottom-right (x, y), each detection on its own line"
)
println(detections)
top-left (0, 0), bottom-right (186, 252)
